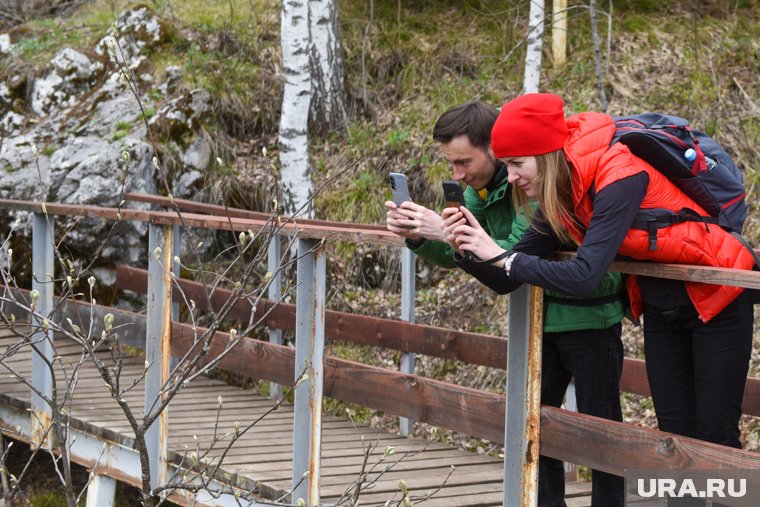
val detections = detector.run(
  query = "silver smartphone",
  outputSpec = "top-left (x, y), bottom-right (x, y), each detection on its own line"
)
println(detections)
top-left (389, 172), bottom-right (412, 206)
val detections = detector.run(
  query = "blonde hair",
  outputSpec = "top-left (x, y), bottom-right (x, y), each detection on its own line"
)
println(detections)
top-left (512, 149), bottom-right (580, 245)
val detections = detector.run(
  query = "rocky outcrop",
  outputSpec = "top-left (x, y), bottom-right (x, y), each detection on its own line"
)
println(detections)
top-left (0, 7), bottom-right (214, 269)
top-left (31, 48), bottom-right (104, 116)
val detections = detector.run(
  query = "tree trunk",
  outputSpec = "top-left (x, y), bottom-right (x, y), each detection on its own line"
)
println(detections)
top-left (552, 0), bottom-right (567, 67)
top-left (523, 0), bottom-right (546, 94)
top-left (279, 0), bottom-right (314, 218)
top-left (589, 0), bottom-right (608, 111)
top-left (309, 0), bottom-right (349, 135)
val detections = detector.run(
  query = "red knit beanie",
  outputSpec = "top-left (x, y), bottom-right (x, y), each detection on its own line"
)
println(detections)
top-left (491, 93), bottom-right (570, 158)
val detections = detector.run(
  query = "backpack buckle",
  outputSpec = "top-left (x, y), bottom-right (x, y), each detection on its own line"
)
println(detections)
top-left (648, 219), bottom-right (658, 251)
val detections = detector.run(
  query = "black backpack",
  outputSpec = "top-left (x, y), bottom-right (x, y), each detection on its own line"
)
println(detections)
top-left (610, 113), bottom-right (751, 254)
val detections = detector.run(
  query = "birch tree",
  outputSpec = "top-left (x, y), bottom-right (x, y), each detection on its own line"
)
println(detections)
top-left (310, 0), bottom-right (348, 135)
top-left (279, 0), bottom-right (314, 218)
top-left (279, 0), bottom-right (348, 217)
top-left (523, 0), bottom-right (546, 93)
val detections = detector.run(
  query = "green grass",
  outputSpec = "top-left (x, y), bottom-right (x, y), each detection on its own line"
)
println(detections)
top-left (141, 105), bottom-right (157, 119)
top-left (12, 35), bottom-right (53, 62)
top-left (30, 492), bottom-right (70, 507)
top-left (323, 398), bottom-right (375, 424)
top-left (10, 5), bottom-right (115, 65)
top-left (12, 32), bottom-right (82, 65)
top-left (42, 144), bottom-right (58, 157)
top-left (385, 127), bottom-right (412, 149)
top-left (111, 120), bottom-right (132, 142)
top-left (614, 0), bottom-right (665, 13)
top-left (316, 168), bottom-right (388, 223)
top-left (618, 14), bottom-right (651, 33)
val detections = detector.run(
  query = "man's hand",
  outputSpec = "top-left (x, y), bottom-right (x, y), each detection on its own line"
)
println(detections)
top-left (385, 201), bottom-right (445, 242)
top-left (442, 206), bottom-right (506, 262)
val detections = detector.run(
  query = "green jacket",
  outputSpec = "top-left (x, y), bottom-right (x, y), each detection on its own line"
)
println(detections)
top-left (407, 174), bottom-right (624, 332)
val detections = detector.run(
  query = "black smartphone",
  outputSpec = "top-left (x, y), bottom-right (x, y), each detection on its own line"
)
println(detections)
top-left (389, 172), bottom-right (412, 206)
top-left (442, 181), bottom-right (469, 227)
top-left (442, 181), bottom-right (465, 209)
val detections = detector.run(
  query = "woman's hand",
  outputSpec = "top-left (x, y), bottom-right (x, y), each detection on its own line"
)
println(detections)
top-left (385, 201), bottom-right (445, 241)
top-left (441, 206), bottom-right (468, 253)
top-left (443, 206), bottom-right (507, 263)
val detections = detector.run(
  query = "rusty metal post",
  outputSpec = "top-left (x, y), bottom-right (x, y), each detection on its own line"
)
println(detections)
top-left (267, 235), bottom-right (284, 401)
top-left (145, 223), bottom-right (172, 491)
top-left (399, 247), bottom-right (416, 436)
top-left (291, 238), bottom-right (326, 506)
top-left (31, 212), bottom-right (54, 447)
top-left (503, 284), bottom-right (543, 507)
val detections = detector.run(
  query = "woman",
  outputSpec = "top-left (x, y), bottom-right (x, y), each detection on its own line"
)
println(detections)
top-left (443, 93), bottom-right (754, 504)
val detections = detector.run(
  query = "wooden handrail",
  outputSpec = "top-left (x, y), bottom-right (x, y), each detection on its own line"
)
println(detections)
top-left (0, 199), bottom-right (404, 247)
top-left (123, 192), bottom-right (391, 232)
top-left (0, 199), bottom-right (151, 222)
top-left (126, 192), bottom-right (760, 288)
top-left (553, 251), bottom-right (760, 289)
top-left (5, 197), bottom-right (760, 288)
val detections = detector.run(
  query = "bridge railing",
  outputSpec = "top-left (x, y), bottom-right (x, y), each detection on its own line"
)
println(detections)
top-left (2, 195), bottom-right (760, 507)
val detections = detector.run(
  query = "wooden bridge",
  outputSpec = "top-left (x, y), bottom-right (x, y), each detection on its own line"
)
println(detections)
top-left (1, 194), bottom-right (759, 506)
top-left (0, 328), bottom-right (539, 506)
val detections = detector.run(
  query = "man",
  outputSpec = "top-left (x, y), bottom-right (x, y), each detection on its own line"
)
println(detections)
top-left (385, 101), bottom-right (626, 507)
top-left (386, 101), bottom-right (525, 264)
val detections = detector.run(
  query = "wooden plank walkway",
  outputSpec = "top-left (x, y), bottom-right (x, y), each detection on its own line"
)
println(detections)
top-left (0, 327), bottom-right (592, 506)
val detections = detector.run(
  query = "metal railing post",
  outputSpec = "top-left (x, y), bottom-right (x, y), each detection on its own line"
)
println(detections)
top-left (268, 235), bottom-right (283, 401)
top-left (171, 225), bottom-right (181, 322)
top-left (291, 238), bottom-right (326, 506)
top-left (399, 248), bottom-right (416, 437)
top-left (85, 474), bottom-right (116, 507)
top-left (145, 223), bottom-right (172, 491)
top-left (503, 284), bottom-right (543, 507)
top-left (170, 225), bottom-right (181, 371)
top-left (31, 212), bottom-right (54, 447)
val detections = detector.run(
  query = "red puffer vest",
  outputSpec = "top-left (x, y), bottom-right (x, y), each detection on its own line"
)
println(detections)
top-left (562, 112), bottom-right (754, 323)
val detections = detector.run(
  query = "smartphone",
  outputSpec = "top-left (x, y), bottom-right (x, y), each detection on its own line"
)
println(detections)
top-left (442, 181), bottom-right (469, 227)
top-left (442, 181), bottom-right (466, 209)
top-left (389, 172), bottom-right (412, 206)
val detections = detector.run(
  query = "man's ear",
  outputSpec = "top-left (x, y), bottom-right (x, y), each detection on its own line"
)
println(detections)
top-left (487, 146), bottom-right (495, 159)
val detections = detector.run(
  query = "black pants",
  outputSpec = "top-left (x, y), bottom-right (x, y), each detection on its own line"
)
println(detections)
top-left (538, 323), bottom-right (625, 507)
top-left (641, 283), bottom-right (753, 507)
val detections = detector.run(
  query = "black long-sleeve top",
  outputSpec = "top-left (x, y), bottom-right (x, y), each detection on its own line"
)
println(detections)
top-left (456, 172), bottom-right (649, 296)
